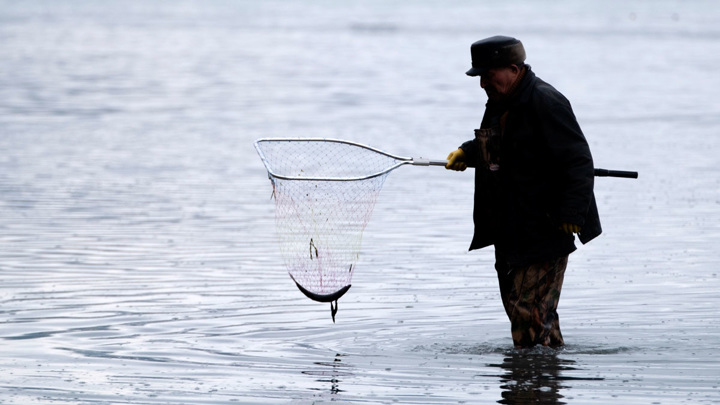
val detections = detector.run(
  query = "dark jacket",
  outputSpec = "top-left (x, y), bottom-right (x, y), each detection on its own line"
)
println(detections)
top-left (460, 67), bottom-right (601, 267)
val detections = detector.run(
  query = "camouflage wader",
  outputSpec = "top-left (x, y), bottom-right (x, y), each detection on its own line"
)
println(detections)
top-left (495, 254), bottom-right (568, 348)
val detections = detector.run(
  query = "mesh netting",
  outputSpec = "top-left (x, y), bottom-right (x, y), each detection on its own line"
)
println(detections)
top-left (255, 139), bottom-right (403, 321)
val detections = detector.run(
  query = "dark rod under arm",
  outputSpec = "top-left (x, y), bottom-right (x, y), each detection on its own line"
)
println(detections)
top-left (432, 159), bottom-right (639, 179)
top-left (593, 168), bottom-right (638, 179)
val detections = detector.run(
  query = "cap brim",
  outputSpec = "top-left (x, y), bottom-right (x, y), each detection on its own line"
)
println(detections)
top-left (465, 67), bottom-right (485, 76)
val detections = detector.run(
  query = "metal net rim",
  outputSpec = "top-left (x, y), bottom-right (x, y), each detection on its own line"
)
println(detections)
top-left (254, 137), bottom-right (411, 181)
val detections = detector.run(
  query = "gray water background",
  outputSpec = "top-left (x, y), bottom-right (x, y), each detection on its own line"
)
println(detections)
top-left (1, 1), bottom-right (719, 404)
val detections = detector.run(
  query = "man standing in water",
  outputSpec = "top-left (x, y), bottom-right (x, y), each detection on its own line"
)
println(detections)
top-left (446, 36), bottom-right (601, 348)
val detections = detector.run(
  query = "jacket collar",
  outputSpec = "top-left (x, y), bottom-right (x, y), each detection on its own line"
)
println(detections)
top-left (513, 66), bottom-right (536, 106)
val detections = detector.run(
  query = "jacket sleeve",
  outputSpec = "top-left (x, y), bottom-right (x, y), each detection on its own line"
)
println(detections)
top-left (533, 85), bottom-right (595, 227)
top-left (459, 138), bottom-right (480, 168)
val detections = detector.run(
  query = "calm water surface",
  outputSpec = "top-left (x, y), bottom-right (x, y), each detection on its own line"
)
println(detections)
top-left (1, 1), bottom-right (719, 404)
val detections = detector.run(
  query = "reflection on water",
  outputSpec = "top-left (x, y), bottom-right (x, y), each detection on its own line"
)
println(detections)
top-left (487, 348), bottom-right (603, 405)
top-left (302, 353), bottom-right (353, 396)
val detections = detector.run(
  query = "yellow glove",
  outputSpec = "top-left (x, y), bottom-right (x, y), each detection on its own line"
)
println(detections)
top-left (445, 148), bottom-right (467, 171)
top-left (560, 223), bottom-right (581, 234)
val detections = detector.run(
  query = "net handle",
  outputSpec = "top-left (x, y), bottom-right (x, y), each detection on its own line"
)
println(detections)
top-left (410, 158), bottom-right (451, 166)
top-left (454, 160), bottom-right (639, 178)
top-left (254, 138), bottom-right (638, 179)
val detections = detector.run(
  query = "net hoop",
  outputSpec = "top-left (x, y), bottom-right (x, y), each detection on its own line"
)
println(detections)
top-left (254, 138), bottom-right (412, 181)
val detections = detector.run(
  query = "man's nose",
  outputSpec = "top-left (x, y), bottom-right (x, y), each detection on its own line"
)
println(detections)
top-left (480, 76), bottom-right (486, 88)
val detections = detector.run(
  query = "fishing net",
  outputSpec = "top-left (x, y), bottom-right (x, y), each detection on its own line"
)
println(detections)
top-left (255, 138), bottom-right (407, 321)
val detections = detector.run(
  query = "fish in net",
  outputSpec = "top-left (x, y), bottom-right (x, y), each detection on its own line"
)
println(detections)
top-left (254, 138), bottom-right (446, 322)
